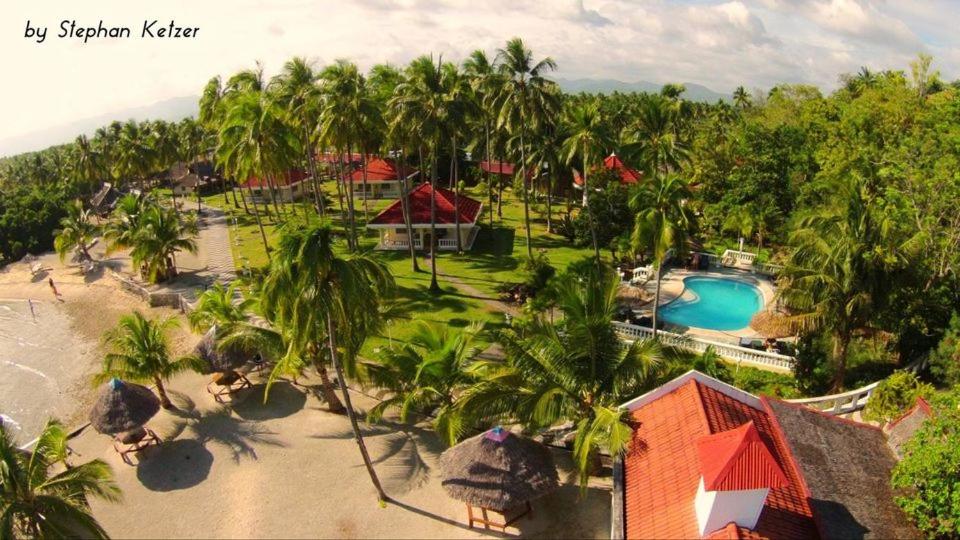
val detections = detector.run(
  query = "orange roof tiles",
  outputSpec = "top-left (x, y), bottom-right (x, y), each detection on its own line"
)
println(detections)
top-left (697, 421), bottom-right (789, 492)
top-left (623, 379), bottom-right (819, 540)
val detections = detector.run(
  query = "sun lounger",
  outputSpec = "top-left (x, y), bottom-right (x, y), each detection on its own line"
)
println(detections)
top-left (30, 261), bottom-right (43, 275)
top-left (206, 370), bottom-right (253, 403)
top-left (113, 426), bottom-right (161, 465)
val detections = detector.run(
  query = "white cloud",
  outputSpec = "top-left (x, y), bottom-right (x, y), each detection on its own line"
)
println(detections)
top-left (0, 0), bottom-right (957, 143)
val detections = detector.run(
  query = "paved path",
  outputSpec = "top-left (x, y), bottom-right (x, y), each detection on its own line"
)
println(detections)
top-left (152, 205), bottom-right (237, 302)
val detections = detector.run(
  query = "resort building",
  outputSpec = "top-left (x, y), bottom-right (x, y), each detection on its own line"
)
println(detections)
top-left (89, 182), bottom-right (123, 216)
top-left (612, 371), bottom-right (920, 539)
top-left (170, 162), bottom-right (218, 198)
top-left (346, 157), bottom-right (419, 199)
top-left (366, 183), bottom-right (482, 251)
top-left (479, 160), bottom-right (517, 177)
top-left (240, 169), bottom-right (310, 203)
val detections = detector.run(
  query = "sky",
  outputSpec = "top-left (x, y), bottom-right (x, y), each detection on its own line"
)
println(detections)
top-left (1, 0), bottom-right (958, 144)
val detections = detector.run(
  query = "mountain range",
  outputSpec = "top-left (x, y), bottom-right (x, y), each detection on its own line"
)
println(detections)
top-left (0, 79), bottom-right (728, 158)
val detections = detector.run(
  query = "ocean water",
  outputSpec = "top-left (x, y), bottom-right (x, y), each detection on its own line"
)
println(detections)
top-left (659, 277), bottom-right (763, 331)
top-left (0, 300), bottom-right (87, 444)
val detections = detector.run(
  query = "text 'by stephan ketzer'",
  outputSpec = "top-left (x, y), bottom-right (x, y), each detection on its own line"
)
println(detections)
top-left (24, 20), bottom-right (200, 44)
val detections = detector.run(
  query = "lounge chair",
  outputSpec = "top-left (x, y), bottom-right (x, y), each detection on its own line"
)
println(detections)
top-left (113, 426), bottom-right (161, 465)
top-left (30, 261), bottom-right (44, 276)
top-left (206, 370), bottom-right (253, 403)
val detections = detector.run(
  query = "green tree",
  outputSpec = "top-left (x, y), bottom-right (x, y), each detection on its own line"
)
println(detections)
top-left (494, 37), bottom-right (558, 259)
top-left (187, 281), bottom-right (253, 335)
top-left (0, 419), bottom-right (121, 539)
top-left (862, 371), bottom-right (933, 423)
top-left (53, 199), bottom-right (98, 263)
top-left (630, 173), bottom-right (697, 335)
top-left (457, 266), bottom-right (684, 486)
top-left (364, 321), bottom-right (483, 444)
top-left (258, 222), bottom-right (394, 501)
top-left (561, 100), bottom-right (612, 262)
top-left (891, 391), bottom-right (960, 537)
top-left (733, 86), bottom-right (752, 109)
top-left (127, 205), bottom-right (198, 283)
top-left (95, 311), bottom-right (200, 409)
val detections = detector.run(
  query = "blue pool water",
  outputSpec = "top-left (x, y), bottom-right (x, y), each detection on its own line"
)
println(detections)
top-left (659, 277), bottom-right (762, 331)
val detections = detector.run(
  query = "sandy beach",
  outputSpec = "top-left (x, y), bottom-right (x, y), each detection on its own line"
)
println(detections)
top-left (0, 249), bottom-right (196, 445)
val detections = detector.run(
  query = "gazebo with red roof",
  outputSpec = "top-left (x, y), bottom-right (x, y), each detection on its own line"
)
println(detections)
top-left (366, 183), bottom-right (483, 251)
top-left (346, 157), bottom-right (419, 200)
top-left (573, 153), bottom-right (643, 187)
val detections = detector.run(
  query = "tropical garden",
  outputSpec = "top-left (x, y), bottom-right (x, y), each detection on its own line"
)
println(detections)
top-left (2, 39), bottom-right (960, 537)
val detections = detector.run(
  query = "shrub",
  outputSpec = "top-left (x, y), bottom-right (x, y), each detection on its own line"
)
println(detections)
top-left (862, 371), bottom-right (934, 423)
top-left (891, 391), bottom-right (960, 537)
top-left (929, 313), bottom-right (960, 387)
top-left (732, 367), bottom-right (799, 398)
top-left (522, 252), bottom-right (556, 292)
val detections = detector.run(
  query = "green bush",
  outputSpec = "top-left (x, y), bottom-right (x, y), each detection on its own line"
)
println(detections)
top-left (732, 367), bottom-right (799, 398)
top-left (862, 371), bottom-right (933, 423)
top-left (891, 391), bottom-right (960, 538)
top-left (929, 313), bottom-right (960, 387)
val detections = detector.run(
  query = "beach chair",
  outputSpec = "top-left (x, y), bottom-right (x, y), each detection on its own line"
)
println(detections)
top-left (30, 261), bottom-right (44, 276)
top-left (113, 426), bottom-right (161, 465)
top-left (206, 370), bottom-right (253, 403)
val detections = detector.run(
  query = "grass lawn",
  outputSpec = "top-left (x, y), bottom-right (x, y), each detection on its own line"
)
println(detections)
top-left (192, 182), bottom-right (598, 352)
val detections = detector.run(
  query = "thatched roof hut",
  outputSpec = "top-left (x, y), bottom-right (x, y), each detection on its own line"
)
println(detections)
top-left (749, 310), bottom-right (797, 339)
top-left (617, 284), bottom-right (651, 310)
top-left (89, 378), bottom-right (160, 435)
top-left (194, 326), bottom-right (247, 374)
top-left (439, 427), bottom-right (559, 512)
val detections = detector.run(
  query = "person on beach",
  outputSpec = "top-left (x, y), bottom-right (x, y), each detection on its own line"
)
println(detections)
top-left (48, 278), bottom-right (63, 301)
top-left (28, 298), bottom-right (36, 321)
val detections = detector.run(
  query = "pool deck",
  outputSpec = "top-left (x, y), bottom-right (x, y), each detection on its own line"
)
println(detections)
top-left (635, 268), bottom-right (777, 343)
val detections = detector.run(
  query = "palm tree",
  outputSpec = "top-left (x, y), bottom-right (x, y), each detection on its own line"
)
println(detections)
top-left (779, 178), bottom-right (915, 390)
top-left (457, 266), bottom-right (684, 485)
top-left (271, 57), bottom-right (325, 216)
top-left (73, 134), bottom-right (103, 195)
top-left (178, 118), bottom-right (207, 212)
top-left (258, 222), bottom-right (394, 501)
top-left (187, 281), bottom-right (253, 335)
top-left (629, 96), bottom-right (689, 177)
top-left (54, 199), bottom-right (98, 263)
top-left (95, 311), bottom-right (200, 409)
top-left (364, 321), bottom-right (483, 444)
top-left (384, 85), bottom-right (422, 274)
top-left (0, 419), bottom-right (121, 539)
top-left (103, 193), bottom-right (149, 255)
top-left (127, 205), bottom-right (198, 283)
top-left (561, 101), bottom-right (611, 262)
top-left (494, 38), bottom-right (558, 259)
top-left (630, 173), bottom-right (697, 336)
top-left (391, 56), bottom-right (447, 292)
top-left (733, 86), bottom-right (752, 109)
top-left (463, 50), bottom-right (502, 228)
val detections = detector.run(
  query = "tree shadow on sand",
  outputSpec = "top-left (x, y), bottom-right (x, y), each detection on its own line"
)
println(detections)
top-left (136, 439), bottom-right (213, 492)
top-left (183, 407), bottom-right (285, 462)
top-left (230, 381), bottom-right (307, 421)
top-left (311, 419), bottom-right (445, 494)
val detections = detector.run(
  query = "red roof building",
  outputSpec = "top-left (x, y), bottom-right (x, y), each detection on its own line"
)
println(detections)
top-left (240, 169), bottom-right (311, 202)
top-left (366, 183), bottom-right (483, 251)
top-left (613, 371), bottom-right (919, 540)
top-left (241, 169), bottom-right (309, 189)
top-left (345, 158), bottom-right (419, 200)
top-left (574, 152), bottom-right (643, 187)
top-left (479, 160), bottom-right (516, 176)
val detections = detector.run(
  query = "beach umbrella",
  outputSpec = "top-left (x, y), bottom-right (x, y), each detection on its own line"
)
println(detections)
top-left (750, 310), bottom-right (797, 339)
top-left (439, 427), bottom-right (559, 513)
top-left (88, 378), bottom-right (160, 435)
top-left (194, 326), bottom-right (247, 374)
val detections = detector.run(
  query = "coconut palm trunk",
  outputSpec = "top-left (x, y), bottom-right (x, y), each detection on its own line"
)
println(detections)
top-left (153, 375), bottom-right (174, 409)
top-left (345, 145), bottom-right (360, 251)
top-left (314, 355), bottom-right (345, 413)
top-left (360, 152), bottom-right (370, 220)
top-left (582, 143), bottom-right (601, 263)
top-left (519, 123), bottom-right (533, 259)
top-left (452, 137), bottom-right (462, 253)
top-left (396, 147), bottom-right (420, 272)
top-left (327, 318), bottom-right (387, 502)
top-left (652, 262), bottom-right (663, 337)
top-left (485, 122), bottom-right (494, 227)
top-left (429, 151), bottom-right (441, 293)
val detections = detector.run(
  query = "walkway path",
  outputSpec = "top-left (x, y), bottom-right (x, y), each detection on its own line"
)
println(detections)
top-left (151, 204), bottom-right (236, 302)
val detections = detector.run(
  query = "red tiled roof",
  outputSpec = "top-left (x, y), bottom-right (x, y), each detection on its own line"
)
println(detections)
top-left (242, 169), bottom-right (309, 189)
top-left (347, 158), bottom-right (416, 183)
top-left (479, 160), bottom-right (516, 175)
top-left (623, 379), bottom-right (818, 540)
top-left (367, 183), bottom-right (482, 226)
top-left (573, 152), bottom-right (643, 186)
top-left (317, 151), bottom-right (362, 163)
top-left (697, 421), bottom-right (790, 492)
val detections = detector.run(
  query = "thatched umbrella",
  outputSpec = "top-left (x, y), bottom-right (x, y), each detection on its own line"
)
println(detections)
top-left (440, 427), bottom-right (559, 519)
top-left (617, 284), bottom-right (651, 310)
top-left (750, 310), bottom-right (797, 339)
top-left (89, 378), bottom-right (160, 435)
top-left (194, 326), bottom-right (247, 374)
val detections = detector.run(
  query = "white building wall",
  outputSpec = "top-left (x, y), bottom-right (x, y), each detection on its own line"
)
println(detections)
top-left (695, 477), bottom-right (769, 536)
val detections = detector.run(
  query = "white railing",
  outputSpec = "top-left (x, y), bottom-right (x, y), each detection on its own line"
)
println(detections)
top-left (785, 356), bottom-right (929, 415)
top-left (379, 237), bottom-right (423, 250)
top-left (722, 249), bottom-right (757, 267)
top-left (694, 251), bottom-right (723, 268)
top-left (631, 265), bottom-right (654, 283)
top-left (437, 238), bottom-right (459, 249)
top-left (612, 321), bottom-right (796, 372)
top-left (752, 262), bottom-right (783, 277)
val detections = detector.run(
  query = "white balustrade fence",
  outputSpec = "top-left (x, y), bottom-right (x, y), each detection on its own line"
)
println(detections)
top-left (612, 321), bottom-right (796, 372)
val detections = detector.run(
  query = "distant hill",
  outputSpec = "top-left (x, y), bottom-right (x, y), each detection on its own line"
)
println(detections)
top-left (0, 96), bottom-right (199, 158)
top-left (556, 78), bottom-right (729, 102)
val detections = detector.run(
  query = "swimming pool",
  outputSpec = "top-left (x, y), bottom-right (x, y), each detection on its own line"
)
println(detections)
top-left (659, 276), bottom-right (763, 331)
